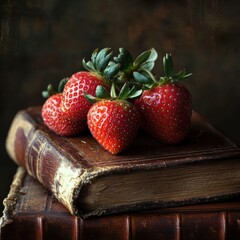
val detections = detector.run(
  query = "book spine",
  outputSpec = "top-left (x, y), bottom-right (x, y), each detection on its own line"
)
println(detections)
top-left (5, 109), bottom-right (85, 215)
top-left (2, 213), bottom-right (240, 239)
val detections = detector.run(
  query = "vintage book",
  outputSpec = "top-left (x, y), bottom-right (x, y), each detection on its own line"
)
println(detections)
top-left (1, 168), bottom-right (240, 240)
top-left (5, 107), bottom-right (240, 218)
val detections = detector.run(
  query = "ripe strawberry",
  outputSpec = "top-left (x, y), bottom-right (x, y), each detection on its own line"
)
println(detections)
top-left (134, 53), bottom-right (192, 144)
top-left (85, 84), bottom-right (142, 154)
top-left (61, 48), bottom-right (120, 121)
top-left (41, 80), bottom-right (86, 136)
top-left (42, 93), bottom-right (86, 136)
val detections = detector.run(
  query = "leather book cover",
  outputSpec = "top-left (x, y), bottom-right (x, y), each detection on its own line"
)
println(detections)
top-left (1, 168), bottom-right (240, 240)
top-left (5, 107), bottom-right (240, 218)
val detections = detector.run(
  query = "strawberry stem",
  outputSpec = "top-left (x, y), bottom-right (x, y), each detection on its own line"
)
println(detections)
top-left (110, 82), bottom-right (117, 98)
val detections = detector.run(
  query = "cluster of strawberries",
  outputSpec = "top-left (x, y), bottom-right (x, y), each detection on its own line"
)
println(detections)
top-left (42, 48), bottom-right (192, 154)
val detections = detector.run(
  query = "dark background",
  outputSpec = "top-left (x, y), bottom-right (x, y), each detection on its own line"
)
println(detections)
top-left (1, 0), bottom-right (240, 213)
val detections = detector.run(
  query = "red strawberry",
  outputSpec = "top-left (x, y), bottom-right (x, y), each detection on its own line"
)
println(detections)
top-left (135, 83), bottom-right (192, 144)
top-left (61, 48), bottom-right (120, 121)
top-left (134, 53), bottom-right (192, 144)
top-left (85, 84), bottom-right (142, 154)
top-left (61, 71), bottom-right (108, 121)
top-left (42, 93), bottom-right (86, 136)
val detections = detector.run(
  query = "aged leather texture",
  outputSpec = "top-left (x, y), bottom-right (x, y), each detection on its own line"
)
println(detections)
top-left (1, 168), bottom-right (240, 240)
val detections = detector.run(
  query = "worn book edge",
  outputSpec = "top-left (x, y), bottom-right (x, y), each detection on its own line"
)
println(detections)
top-left (0, 167), bottom-right (26, 228)
top-left (5, 110), bottom-right (97, 216)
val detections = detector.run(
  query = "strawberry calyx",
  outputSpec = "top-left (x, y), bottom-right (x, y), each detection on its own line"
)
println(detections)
top-left (159, 53), bottom-right (192, 85)
top-left (82, 48), bottom-right (121, 83)
top-left (114, 48), bottom-right (158, 84)
top-left (133, 53), bottom-right (192, 90)
top-left (42, 78), bottom-right (69, 98)
top-left (84, 82), bottom-right (142, 104)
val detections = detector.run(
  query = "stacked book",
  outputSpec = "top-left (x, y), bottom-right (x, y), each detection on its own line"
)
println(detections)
top-left (1, 107), bottom-right (240, 239)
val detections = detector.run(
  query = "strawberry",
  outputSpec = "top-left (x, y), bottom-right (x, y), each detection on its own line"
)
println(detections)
top-left (134, 53), bottom-right (192, 144)
top-left (41, 80), bottom-right (86, 136)
top-left (42, 94), bottom-right (86, 136)
top-left (61, 48), bottom-right (120, 121)
top-left (85, 83), bottom-right (142, 154)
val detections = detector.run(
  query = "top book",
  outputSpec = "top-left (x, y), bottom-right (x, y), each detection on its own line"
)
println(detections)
top-left (5, 107), bottom-right (240, 218)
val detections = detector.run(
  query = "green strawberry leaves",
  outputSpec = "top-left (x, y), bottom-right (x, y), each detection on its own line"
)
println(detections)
top-left (172, 69), bottom-right (192, 80)
top-left (58, 78), bottom-right (69, 92)
top-left (84, 85), bottom-right (111, 104)
top-left (132, 52), bottom-right (192, 89)
top-left (95, 48), bottom-right (112, 71)
top-left (163, 53), bottom-right (173, 77)
top-left (43, 49), bottom-right (192, 110)
top-left (114, 48), bottom-right (158, 82)
top-left (83, 47), bottom-right (159, 104)
top-left (160, 53), bottom-right (192, 84)
top-left (84, 82), bottom-right (142, 104)
top-left (134, 48), bottom-right (158, 70)
top-left (133, 71), bottom-right (150, 84)
top-left (103, 61), bottom-right (121, 80)
top-left (42, 78), bottom-right (69, 98)
top-left (83, 49), bottom-right (192, 102)
top-left (96, 85), bottom-right (111, 99)
top-left (114, 48), bottom-right (133, 72)
top-left (82, 47), bottom-right (159, 87)
top-left (82, 48), bottom-right (120, 81)
top-left (118, 83), bottom-right (142, 100)
top-left (42, 84), bottom-right (56, 99)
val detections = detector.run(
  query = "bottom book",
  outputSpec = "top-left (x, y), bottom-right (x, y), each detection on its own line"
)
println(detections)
top-left (1, 167), bottom-right (240, 240)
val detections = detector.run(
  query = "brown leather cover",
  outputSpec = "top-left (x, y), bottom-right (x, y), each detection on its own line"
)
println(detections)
top-left (5, 107), bottom-right (240, 217)
top-left (1, 168), bottom-right (240, 240)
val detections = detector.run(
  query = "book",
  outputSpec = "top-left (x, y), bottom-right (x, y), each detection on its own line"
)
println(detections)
top-left (5, 107), bottom-right (240, 218)
top-left (1, 168), bottom-right (240, 240)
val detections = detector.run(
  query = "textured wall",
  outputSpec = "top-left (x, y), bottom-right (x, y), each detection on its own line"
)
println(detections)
top-left (1, 0), bottom-right (240, 213)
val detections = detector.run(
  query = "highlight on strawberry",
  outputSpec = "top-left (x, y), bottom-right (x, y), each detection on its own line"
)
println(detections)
top-left (134, 53), bottom-right (192, 144)
top-left (41, 78), bottom-right (87, 136)
top-left (85, 83), bottom-right (142, 154)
